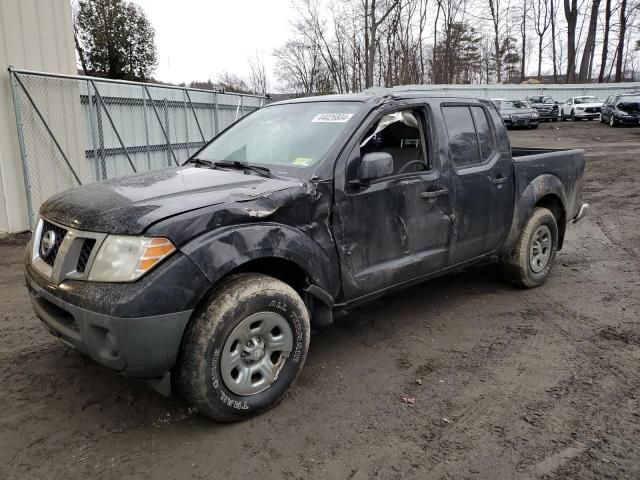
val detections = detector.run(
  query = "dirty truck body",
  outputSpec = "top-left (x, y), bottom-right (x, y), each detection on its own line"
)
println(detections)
top-left (24, 91), bottom-right (587, 421)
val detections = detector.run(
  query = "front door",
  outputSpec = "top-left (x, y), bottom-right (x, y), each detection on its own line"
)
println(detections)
top-left (333, 104), bottom-right (453, 300)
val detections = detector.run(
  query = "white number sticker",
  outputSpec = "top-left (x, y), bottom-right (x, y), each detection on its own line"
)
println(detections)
top-left (311, 113), bottom-right (354, 123)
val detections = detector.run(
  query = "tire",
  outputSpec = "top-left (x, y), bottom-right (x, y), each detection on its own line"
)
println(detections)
top-left (571, 110), bottom-right (576, 121)
top-left (560, 111), bottom-right (566, 121)
top-left (500, 207), bottom-right (558, 288)
top-left (599, 114), bottom-right (605, 123)
top-left (609, 115), bottom-right (617, 128)
top-left (176, 273), bottom-right (311, 422)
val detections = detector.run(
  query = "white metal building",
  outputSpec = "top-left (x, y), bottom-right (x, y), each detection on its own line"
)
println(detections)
top-left (0, 0), bottom-right (77, 233)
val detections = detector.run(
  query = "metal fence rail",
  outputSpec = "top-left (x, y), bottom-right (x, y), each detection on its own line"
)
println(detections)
top-left (9, 68), bottom-right (267, 228)
top-left (394, 82), bottom-right (640, 101)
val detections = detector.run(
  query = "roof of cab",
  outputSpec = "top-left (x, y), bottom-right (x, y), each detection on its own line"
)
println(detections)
top-left (269, 87), bottom-right (489, 107)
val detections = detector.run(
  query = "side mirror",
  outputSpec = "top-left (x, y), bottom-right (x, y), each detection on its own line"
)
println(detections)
top-left (358, 152), bottom-right (394, 183)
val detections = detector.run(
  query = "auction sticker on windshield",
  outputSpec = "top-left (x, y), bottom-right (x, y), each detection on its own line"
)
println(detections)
top-left (311, 113), bottom-right (354, 123)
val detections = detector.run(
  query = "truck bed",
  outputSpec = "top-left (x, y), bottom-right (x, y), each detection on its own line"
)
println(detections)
top-left (511, 146), bottom-right (585, 220)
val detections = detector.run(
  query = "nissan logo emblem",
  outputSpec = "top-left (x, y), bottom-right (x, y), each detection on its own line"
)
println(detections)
top-left (40, 230), bottom-right (57, 259)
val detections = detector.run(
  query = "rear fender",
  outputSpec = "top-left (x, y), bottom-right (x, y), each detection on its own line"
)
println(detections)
top-left (500, 174), bottom-right (567, 254)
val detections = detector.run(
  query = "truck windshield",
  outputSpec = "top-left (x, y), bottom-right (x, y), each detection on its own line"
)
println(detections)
top-left (196, 101), bottom-right (362, 177)
top-left (528, 96), bottom-right (553, 104)
top-left (501, 100), bottom-right (529, 109)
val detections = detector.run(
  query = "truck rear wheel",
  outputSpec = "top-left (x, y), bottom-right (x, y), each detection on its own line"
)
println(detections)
top-left (176, 273), bottom-right (310, 422)
top-left (500, 207), bottom-right (558, 288)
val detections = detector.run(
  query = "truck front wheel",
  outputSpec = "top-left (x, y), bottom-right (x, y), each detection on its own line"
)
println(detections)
top-left (176, 273), bottom-right (311, 421)
top-left (500, 207), bottom-right (558, 288)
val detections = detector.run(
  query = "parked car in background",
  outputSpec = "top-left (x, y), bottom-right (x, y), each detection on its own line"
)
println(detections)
top-left (525, 95), bottom-right (559, 122)
top-left (492, 99), bottom-right (539, 129)
top-left (560, 96), bottom-right (603, 121)
top-left (600, 93), bottom-right (640, 127)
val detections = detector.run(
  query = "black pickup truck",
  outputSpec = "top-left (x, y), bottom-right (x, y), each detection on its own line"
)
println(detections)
top-left (24, 91), bottom-right (588, 421)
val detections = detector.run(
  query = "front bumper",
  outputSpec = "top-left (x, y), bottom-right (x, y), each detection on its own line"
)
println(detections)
top-left (573, 110), bottom-right (600, 119)
top-left (532, 109), bottom-right (558, 120)
top-left (24, 250), bottom-right (210, 378)
top-left (615, 115), bottom-right (640, 125)
top-left (503, 116), bottom-right (539, 127)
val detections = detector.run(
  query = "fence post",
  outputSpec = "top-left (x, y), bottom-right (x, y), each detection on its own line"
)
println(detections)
top-left (214, 92), bottom-right (220, 135)
top-left (86, 80), bottom-right (101, 182)
top-left (163, 98), bottom-right (171, 166)
top-left (93, 83), bottom-right (107, 180)
top-left (143, 86), bottom-right (178, 166)
top-left (183, 89), bottom-right (190, 158)
top-left (8, 70), bottom-right (35, 229)
top-left (142, 85), bottom-right (151, 170)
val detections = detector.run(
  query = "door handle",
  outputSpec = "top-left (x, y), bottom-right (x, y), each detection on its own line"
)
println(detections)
top-left (420, 188), bottom-right (449, 199)
top-left (491, 176), bottom-right (509, 185)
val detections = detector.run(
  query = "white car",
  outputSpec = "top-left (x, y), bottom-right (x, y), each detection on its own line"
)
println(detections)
top-left (560, 96), bottom-right (603, 121)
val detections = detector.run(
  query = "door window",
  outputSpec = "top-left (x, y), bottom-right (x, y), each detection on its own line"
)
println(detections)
top-left (471, 106), bottom-right (496, 162)
top-left (359, 109), bottom-right (429, 176)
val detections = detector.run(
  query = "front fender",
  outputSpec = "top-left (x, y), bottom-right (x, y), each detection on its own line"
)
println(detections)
top-left (180, 223), bottom-right (339, 298)
top-left (500, 174), bottom-right (567, 255)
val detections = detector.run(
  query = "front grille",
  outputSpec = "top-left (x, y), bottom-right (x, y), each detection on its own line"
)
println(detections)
top-left (76, 239), bottom-right (96, 273)
top-left (39, 220), bottom-right (68, 267)
top-left (585, 107), bottom-right (601, 113)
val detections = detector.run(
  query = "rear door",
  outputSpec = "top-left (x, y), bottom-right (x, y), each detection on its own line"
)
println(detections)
top-left (441, 103), bottom-right (515, 263)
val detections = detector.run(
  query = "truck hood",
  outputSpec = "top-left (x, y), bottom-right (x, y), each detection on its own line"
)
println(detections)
top-left (39, 166), bottom-right (303, 234)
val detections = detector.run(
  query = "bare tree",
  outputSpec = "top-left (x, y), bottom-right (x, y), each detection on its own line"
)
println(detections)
top-left (364, 0), bottom-right (401, 87)
top-left (578, 0), bottom-right (601, 81)
top-left (248, 53), bottom-right (269, 95)
top-left (550, 0), bottom-right (559, 81)
top-left (598, 0), bottom-right (612, 81)
top-left (531, 0), bottom-right (552, 78)
top-left (564, 0), bottom-right (579, 82)
top-left (615, 0), bottom-right (628, 81)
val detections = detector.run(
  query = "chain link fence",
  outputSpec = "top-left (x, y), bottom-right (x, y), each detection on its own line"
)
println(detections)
top-left (9, 68), bottom-right (267, 228)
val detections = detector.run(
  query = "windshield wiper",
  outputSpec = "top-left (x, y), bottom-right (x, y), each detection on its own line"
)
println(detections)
top-left (214, 161), bottom-right (271, 178)
top-left (186, 158), bottom-right (215, 169)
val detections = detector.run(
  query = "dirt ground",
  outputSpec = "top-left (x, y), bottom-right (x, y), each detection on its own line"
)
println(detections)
top-left (1, 120), bottom-right (639, 480)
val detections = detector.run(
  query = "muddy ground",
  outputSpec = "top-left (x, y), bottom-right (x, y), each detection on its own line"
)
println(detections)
top-left (1, 120), bottom-right (639, 480)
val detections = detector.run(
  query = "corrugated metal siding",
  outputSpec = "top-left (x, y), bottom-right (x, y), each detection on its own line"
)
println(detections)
top-left (0, 0), bottom-right (76, 233)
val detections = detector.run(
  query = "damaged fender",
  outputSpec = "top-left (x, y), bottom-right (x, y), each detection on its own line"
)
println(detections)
top-left (180, 223), bottom-right (338, 305)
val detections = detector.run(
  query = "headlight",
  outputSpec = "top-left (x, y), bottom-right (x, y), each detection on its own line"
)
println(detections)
top-left (616, 110), bottom-right (629, 116)
top-left (88, 236), bottom-right (176, 282)
top-left (576, 107), bottom-right (584, 110)
top-left (531, 113), bottom-right (539, 119)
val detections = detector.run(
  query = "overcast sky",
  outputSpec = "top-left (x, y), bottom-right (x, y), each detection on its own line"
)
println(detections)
top-left (129, 0), bottom-right (295, 88)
